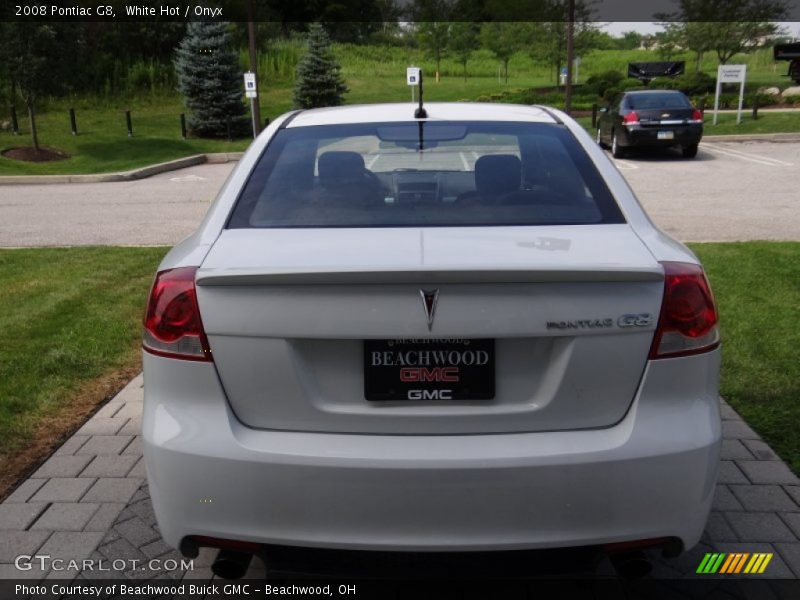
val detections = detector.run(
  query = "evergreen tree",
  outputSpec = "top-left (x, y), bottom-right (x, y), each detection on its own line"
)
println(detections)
top-left (293, 24), bottom-right (348, 109)
top-left (174, 21), bottom-right (248, 138)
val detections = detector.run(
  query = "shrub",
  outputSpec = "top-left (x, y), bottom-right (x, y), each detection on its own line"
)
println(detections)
top-left (672, 72), bottom-right (715, 95)
top-left (648, 76), bottom-right (676, 90)
top-left (585, 69), bottom-right (625, 96)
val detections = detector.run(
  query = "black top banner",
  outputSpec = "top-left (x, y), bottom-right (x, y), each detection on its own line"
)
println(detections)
top-left (1, 0), bottom-right (799, 22)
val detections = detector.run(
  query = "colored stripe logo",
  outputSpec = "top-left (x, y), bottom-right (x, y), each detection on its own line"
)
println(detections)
top-left (696, 552), bottom-right (773, 574)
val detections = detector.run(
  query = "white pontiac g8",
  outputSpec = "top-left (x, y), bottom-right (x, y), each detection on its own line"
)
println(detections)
top-left (142, 103), bottom-right (721, 577)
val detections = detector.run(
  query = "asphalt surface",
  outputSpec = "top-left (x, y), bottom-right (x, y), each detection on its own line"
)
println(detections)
top-left (616, 140), bottom-right (799, 242)
top-left (0, 164), bottom-right (232, 247)
top-left (0, 141), bottom-right (798, 247)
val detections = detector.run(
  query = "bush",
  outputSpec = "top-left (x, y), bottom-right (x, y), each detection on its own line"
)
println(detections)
top-left (747, 92), bottom-right (781, 108)
top-left (602, 79), bottom-right (647, 101)
top-left (672, 72), bottom-right (715, 95)
top-left (648, 76), bottom-right (676, 90)
top-left (585, 69), bottom-right (625, 96)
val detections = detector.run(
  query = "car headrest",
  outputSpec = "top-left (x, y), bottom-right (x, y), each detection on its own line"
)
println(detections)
top-left (475, 154), bottom-right (522, 197)
top-left (318, 151), bottom-right (365, 185)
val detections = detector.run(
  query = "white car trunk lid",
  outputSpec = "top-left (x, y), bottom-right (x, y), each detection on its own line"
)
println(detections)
top-left (195, 225), bottom-right (664, 434)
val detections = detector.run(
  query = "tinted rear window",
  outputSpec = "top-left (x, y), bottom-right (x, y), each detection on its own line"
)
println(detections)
top-left (624, 92), bottom-right (692, 110)
top-left (228, 121), bottom-right (624, 229)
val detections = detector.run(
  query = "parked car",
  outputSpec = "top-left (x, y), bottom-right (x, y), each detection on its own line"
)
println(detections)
top-left (597, 90), bottom-right (704, 158)
top-left (142, 102), bottom-right (721, 579)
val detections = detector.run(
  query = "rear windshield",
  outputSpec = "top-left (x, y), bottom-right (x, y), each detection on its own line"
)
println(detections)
top-left (624, 92), bottom-right (692, 110)
top-left (228, 121), bottom-right (624, 229)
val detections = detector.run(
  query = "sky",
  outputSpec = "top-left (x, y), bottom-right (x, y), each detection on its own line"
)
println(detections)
top-left (602, 21), bottom-right (800, 38)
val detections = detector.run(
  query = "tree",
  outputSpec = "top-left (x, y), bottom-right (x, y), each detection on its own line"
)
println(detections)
top-left (658, 0), bottom-right (788, 65)
top-left (449, 22), bottom-right (478, 81)
top-left (174, 21), bottom-right (248, 138)
top-left (519, 0), bottom-right (599, 88)
top-left (293, 23), bottom-right (348, 109)
top-left (0, 23), bottom-right (77, 152)
top-left (417, 22), bottom-right (451, 81)
top-left (480, 22), bottom-right (523, 84)
top-left (618, 30), bottom-right (644, 51)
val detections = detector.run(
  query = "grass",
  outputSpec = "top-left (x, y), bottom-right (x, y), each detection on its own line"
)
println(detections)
top-left (0, 102), bottom-right (250, 176)
top-left (699, 112), bottom-right (800, 135)
top-left (0, 243), bottom-right (797, 479)
top-left (0, 247), bottom-right (166, 467)
top-left (0, 45), bottom-right (796, 175)
top-left (689, 242), bottom-right (800, 474)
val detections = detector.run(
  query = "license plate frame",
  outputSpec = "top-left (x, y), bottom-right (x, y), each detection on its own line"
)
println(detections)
top-left (364, 339), bottom-right (495, 401)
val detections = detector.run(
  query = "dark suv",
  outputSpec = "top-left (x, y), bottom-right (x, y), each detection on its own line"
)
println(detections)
top-left (596, 90), bottom-right (703, 159)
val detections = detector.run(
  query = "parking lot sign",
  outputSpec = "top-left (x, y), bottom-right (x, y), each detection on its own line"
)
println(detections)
top-left (244, 71), bottom-right (257, 98)
top-left (713, 64), bottom-right (746, 125)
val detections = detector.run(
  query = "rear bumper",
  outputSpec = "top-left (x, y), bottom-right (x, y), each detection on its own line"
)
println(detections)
top-left (620, 124), bottom-right (703, 148)
top-left (143, 348), bottom-right (721, 553)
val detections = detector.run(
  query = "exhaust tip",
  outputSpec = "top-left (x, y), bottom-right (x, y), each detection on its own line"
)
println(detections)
top-left (609, 550), bottom-right (652, 580)
top-left (211, 549), bottom-right (253, 580)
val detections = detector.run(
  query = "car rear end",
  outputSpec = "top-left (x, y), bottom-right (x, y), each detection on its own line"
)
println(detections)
top-left (618, 90), bottom-right (703, 150)
top-left (142, 104), bottom-right (721, 564)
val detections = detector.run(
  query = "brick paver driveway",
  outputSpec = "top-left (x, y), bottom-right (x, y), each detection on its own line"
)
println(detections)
top-left (2, 376), bottom-right (799, 594)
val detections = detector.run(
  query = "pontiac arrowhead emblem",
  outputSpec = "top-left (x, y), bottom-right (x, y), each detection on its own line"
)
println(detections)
top-left (419, 289), bottom-right (439, 331)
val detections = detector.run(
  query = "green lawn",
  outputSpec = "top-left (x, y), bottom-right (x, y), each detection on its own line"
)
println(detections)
top-left (0, 247), bottom-right (166, 464)
top-left (1, 43), bottom-right (797, 176)
top-left (0, 243), bottom-right (797, 478)
top-left (0, 103), bottom-right (251, 176)
top-left (690, 242), bottom-right (800, 473)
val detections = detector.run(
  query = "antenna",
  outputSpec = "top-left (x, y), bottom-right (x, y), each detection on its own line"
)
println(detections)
top-left (415, 69), bottom-right (427, 119)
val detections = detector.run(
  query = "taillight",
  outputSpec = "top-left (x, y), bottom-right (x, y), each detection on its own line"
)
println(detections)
top-left (689, 108), bottom-right (703, 124)
top-left (143, 267), bottom-right (212, 361)
top-left (649, 262), bottom-right (719, 359)
top-left (622, 111), bottom-right (639, 125)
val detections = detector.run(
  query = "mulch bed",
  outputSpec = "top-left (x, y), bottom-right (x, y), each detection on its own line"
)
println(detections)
top-left (2, 146), bottom-right (70, 162)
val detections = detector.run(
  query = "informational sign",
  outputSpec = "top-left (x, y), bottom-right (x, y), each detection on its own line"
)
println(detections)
top-left (243, 71), bottom-right (257, 98)
top-left (718, 64), bottom-right (747, 83)
top-left (713, 64), bottom-right (746, 125)
top-left (406, 67), bottom-right (420, 86)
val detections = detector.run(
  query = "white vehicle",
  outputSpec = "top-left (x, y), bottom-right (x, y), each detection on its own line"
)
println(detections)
top-left (142, 103), bottom-right (721, 578)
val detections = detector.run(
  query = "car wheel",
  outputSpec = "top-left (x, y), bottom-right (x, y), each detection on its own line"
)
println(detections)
top-left (596, 127), bottom-right (604, 147)
top-left (682, 143), bottom-right (699, 159)
top-left (611, 131), bottom-right (626, 158)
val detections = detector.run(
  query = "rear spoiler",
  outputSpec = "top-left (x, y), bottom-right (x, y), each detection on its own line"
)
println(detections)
top-left (196, 266), bottom-right (665, 286)
top-left (628, 61), bottom-right (685, 83)
top-left (774, 43), bottom-right (800, 61)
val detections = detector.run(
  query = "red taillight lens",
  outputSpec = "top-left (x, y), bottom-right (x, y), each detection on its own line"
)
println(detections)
top-left (622, 111), bottom-right (639, 125)
top-left (649, 262), bottom-right (719, 359)
top-left (143, 267), bottom-right (212, 361)
top-left (690, 108), bottom-right (703, 123)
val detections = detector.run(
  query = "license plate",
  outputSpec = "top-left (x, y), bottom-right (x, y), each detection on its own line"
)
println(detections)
top-left (657, 130), bottom-right (675, 140)
top-left (364, 339), bottom-right (495, 401)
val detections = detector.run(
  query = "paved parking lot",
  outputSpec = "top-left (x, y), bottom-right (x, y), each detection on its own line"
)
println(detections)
top-left (0, 140), bottom-right (798, 247)
top-left (616, 140), bottom-right (799, 242)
